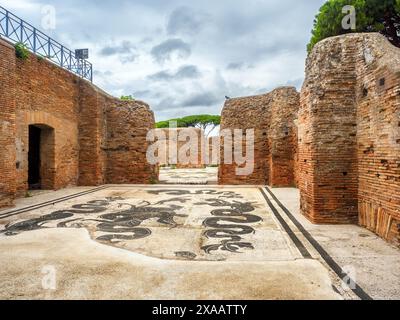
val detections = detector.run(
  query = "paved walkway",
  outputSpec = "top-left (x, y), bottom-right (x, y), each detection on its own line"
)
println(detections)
top-left (159, 167), bottom-right (218, 184)
top-left (0, 185), bottom-right (398, 300)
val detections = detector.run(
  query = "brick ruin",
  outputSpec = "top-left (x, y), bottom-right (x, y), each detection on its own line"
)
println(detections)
top-left (154, 128), bottom-right (206, 169)
top-left (218, 87), bottom-right (299, 186)
top-left (153, 129), bottom-right (220, 168)
top-left (218, 33), bottom-right (399, 246)
top-left (0, 38), bottom-right (157, 208)
top-left (208, 136), bottom-right (220, 166)
top-left (299, 33), bottom-right (400, 244)
top-left (0, 32), bottom-right (399, 246)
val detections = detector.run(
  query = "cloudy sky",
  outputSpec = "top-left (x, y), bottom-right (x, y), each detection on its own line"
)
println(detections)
top-left (1, 0), bottom-right (325, 121)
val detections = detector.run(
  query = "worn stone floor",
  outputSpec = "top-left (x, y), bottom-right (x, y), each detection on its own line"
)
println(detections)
top-left (159, 167), bottom-right (218, 184)
top-left (0, 183), bottom-right (399, 300)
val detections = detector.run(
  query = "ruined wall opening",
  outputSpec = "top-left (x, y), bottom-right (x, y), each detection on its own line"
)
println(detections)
top-left (28, 124), bottom-right (55, 190)
top-left (28, 125), bottom-right (41, 188)
top-left (153, 128), bottom-right (218, 185)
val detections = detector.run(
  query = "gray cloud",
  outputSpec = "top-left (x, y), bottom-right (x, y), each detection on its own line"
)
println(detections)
top-left (148, 65), bottom-right (201, 81)
top-left (2, 0), bottom-right (327, 121)
top-left (100, 41), bottom-right (135, 56)
top-left (134, 90), bottom-right (152, 98)
top-left (182, 92), bottom-right (220, 107)
top-left (99, 41), bottom-right (137, 63)
top-left (152, 85), bottom-right (224, 112)
top-left (226, 62), bottom-right (245, 70)
top-left (176, 65), bottom-right (201, 78)
top-left (153, 87), bottom-right (227, 113)
top-left (93, 70), bottom-right (113, 77)
top-left (167, 6), bottom-right (209, 35)
top-left (150, 38), bottom-right (191, 62)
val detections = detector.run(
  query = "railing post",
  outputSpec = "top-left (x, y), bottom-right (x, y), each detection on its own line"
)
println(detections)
top-left (61, 46), bottom-right (64, 67)
top-left (48, 37), bottom-right (51, 58)
top-left (79, 59), bottom-right (82, 77)
top-left (33, 28), bottom-right (36, 52)
top-left (20, 20), bottom-right (23, 43)
top-left (5, 10), bottom-right (9, 37)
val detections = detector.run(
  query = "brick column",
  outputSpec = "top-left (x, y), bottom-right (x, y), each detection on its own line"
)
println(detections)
top-left (78, 81), bottom-right (106, 186)
top-left (269, 88), bottom-right (299, 187)
top-left (298, 36), bottom-right (359, 224)
top-left (0, 39), bottom-right (17, 207)
top-left (105, 100), bottom-right (157, 184)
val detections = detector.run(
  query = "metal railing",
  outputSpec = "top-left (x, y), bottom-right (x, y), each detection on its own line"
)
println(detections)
top-left (0, 6), bottom-right (93, 82)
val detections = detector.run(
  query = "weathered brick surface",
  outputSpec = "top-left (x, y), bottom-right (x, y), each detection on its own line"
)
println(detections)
top-left (13, 44), bottom-right (80, 194)
top-left (219, 94), bottom-right (270, 185)
top-left (354, 35), bottom-right (400, 246)
top-left (155, 128), bottom-right (206, 169)
top-left (0, 40), bottom-right (16, 207)
top-left (0, 38), bottom-right (157, 207)
top-left (269, 89), bottom-right (299, 187)
top-left (106, 101), bottom-right (158, 183)
top-left (218, 87), bottom-right (299, 186)
top-left (78, 82), bottom-right (104, 186)
top-left (300, 34), bottom-right (400, 245)
top-left (208, 136), bottom-right (220, 166)
top-left (299, 35), bottom-right (359, 224)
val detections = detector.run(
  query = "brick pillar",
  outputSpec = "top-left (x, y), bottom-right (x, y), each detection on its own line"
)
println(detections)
top-left (269, 88), bottom-right (299, 187)
top-left (298, 36), bottom-right (359, 224)
top-left (105, 100), bottom-right (157, 184)
top-left (0, 39), bottom-right (17, 207)
top-left (78, 81), bottom-right (106, 186)
top-left (218, 94), bottom-right (271, 185)
top-left (354, 34), bottom-right (400, 245)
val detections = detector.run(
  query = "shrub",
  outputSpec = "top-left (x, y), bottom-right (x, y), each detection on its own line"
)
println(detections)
top-left (120, 95), bottom-right (135, 101)
top-left (14, 42), bottom-right (30, 60)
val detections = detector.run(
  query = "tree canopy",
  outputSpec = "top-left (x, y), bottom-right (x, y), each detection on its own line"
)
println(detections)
top-left (308, 0), bottom-right (400, 53)
top-left (156, 115), bottom-right (221, 136)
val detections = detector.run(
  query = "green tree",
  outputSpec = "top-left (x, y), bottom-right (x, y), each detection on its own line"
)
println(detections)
top-left (308, 0), bottom-right (400, 53)
top-left (181, 115), bottom-right (221, 136)
top-left (156, 114), bottom-right (221, 137)
top-left (155, 118), bottom-right (187, 128)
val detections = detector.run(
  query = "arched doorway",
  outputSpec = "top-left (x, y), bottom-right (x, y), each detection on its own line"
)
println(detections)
top-left (28, 124), bottom-right (55, 190)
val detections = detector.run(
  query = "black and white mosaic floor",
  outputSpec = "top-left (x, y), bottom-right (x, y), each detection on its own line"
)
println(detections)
top-left (0, 186), bottom-right (298, 262)
top-left (0, 185), bottom-right (398, 300)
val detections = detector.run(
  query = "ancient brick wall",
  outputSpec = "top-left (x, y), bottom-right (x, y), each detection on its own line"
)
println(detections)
top-left (354, 35), bottom-right (400, 245)
top-left (106, 101), bottom-right (158, 183)
top-left (299, 35), bottom-right (359, 224)
top-left (78, 82), bottom-right (108, 186)
top-left (218, 87), bottom-right (299, 186)
top-left (208, 136), bottom-right (220, 166)
top-left (0, 38), bottom-right (157, 207)
top-left (0, 40), bottom-right (17, 207)
top-left (269, 88), bottom-right (299, 187)
top-left (218, 94), bottom-right (270, 185)
top-left (300, 33), bottom-right (400, 245)
top-left (155, 128), bottom-right (206, 169)
top-left (13, 44), bottom-right (80, 194)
